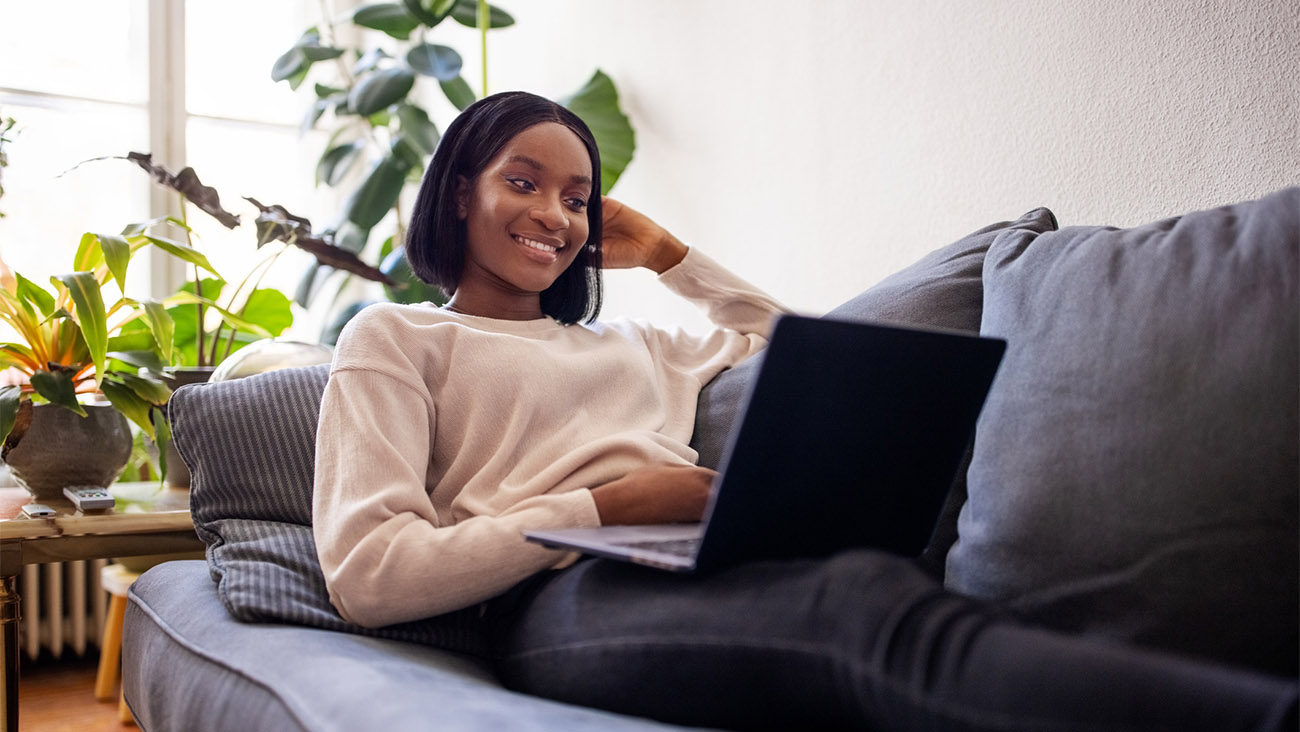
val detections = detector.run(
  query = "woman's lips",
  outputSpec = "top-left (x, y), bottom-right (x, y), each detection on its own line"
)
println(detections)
top-left (514, 234), bottom-right (563, 264)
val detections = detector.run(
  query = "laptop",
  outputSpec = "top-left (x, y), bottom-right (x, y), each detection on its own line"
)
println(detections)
top-left (524, 314), bottom-right (1005, 573)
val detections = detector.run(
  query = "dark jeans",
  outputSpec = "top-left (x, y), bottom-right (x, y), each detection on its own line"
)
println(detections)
top-left (486, 549), bottom-right (1297, 732)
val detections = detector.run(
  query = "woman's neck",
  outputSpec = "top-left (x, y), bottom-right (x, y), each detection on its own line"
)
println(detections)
top-left (443, 292), bottom-right (546, 321)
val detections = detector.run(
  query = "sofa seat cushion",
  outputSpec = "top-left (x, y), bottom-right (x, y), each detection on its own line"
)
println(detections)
top-left (945, 188), bottom-right (1300, 675)
top-left (123, 561), bottom-right (696, 731)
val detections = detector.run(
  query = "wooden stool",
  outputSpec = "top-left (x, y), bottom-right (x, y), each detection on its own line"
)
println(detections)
top-left (94, 564), bottom-right (139, 725)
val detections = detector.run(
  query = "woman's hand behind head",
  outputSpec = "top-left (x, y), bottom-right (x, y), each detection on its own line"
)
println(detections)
top-left (600, 197), bottom-right (689, 274)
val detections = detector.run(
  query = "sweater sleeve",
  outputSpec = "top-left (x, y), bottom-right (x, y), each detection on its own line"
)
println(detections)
top-left (312, 366), bottom-right (599, 628)
top-left (658, 247), bottom-right (790, 337)
top-left (641, 247), bottom-right (793, 383)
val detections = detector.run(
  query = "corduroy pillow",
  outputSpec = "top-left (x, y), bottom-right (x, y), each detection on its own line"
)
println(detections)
top-left (171, 365), bottom-right (488, 656)
top-left (690, 207), bottom-right (1059, 576)
top-left (945, 188), bottom-right (1300, 675)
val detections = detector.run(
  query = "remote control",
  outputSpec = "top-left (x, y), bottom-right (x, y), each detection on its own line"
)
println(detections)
top-left (63, 485), bottom-right (116, 511)
top-left (21, 503), bottom-right (56, 518)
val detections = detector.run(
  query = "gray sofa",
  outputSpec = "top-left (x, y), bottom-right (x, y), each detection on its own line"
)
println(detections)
top-left (123, 190), bottom-right (1298, 730)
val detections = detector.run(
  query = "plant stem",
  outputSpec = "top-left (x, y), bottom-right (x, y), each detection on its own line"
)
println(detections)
top-left (215, 242), bottom-right (288, 363)
top-left (180, 194), bottom-right (207, 367)
top-left (479, 0), bottom-right (488, 96)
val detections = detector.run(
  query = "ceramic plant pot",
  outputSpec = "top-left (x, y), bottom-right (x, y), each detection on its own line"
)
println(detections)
top-left (2, 403), bottom-right (133, 501)
top-left (162, 367), bottom-right (216, 490)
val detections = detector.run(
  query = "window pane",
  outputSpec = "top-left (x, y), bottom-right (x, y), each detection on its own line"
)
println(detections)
top-left (0, 0), bottom-right (149, 104)
top-left (0, 99), bottom-right (150, 294)
top-left (186, 0), bottom-right (318, 125)
top-left (183, 116), bottom-right (336, 314)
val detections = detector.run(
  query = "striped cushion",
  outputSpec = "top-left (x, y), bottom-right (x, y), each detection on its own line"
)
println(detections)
top-left (169, 364), bottom-right (487, 655)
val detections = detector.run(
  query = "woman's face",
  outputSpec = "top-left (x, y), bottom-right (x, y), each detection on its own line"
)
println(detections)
top-left (455, 122), bottom-right (593, 307)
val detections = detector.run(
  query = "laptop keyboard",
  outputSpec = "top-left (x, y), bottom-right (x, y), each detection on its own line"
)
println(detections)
top-left (616, 537), bottom-right (702, 558)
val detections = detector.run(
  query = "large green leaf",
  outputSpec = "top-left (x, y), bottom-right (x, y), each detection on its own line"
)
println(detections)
top-left (302, 46), bottom-right (345, 62)
top-left (349, 67), bottom-right (416, 116)
top-left (71, 233), bottom-right (130, 287)
top-left (99, 378), bottom-right (155, 438)
top-left (560, 70), bottom-right (636, 195)
top-left (396, 104), bottom-right (440, 155)
top-left (406, 43), bottom-right (462, 81)
top-left (272, 47), bottom-right (308, 83)
top-left (140, 236), bottom-right (221, 277)
top-left (55, 272), bottom-right (108, 385)
top-left (73, 232), bottom-right (104, 272)
top-left (271, 29), bottom-right (342, 83)
top-left (344, 154), bottom-right (410, 230)
top-left (0, 343), bottom-right (38, 370)
top-left (113, 371), bottom-right (172, 405)
top-left (439, 76), bottom-right (476, 111)
top-left (317, 140), bottom-right (366, 186)
top-left (450, 0), bottom-right (514, 28)
top-left (139, 299), bottom-right (174, 365)
top-left (107, 349), bottom-right (165, 374)
top-left (0, 385), bottom-right (20, 442)
top-left (99, 234), bottom-right (131, 289)
top-left (15, 273), bottom-right (54, 317)
top-left (352, 4), bottom-right (421, 40)
top-left (31, 370), bottom-right (85, 414)
top-left (237, 288), bottom-right (294, 337)
top-left (402, 0), bottom-right (457, 26)
top-left (107, 332), bottom-right (159, 354)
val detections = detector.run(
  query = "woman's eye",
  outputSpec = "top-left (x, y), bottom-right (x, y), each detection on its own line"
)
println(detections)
top-left (566, 198), bottom-right (588, 211)
top-left (507, 177), bottom-right (535, 191)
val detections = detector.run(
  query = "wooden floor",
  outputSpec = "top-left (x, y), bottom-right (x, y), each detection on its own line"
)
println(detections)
top-left (17, 652), bottom-right (130, 731)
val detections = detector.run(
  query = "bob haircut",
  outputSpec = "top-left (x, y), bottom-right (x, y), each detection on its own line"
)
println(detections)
top-left (406, 91), bottom-right (603, 325)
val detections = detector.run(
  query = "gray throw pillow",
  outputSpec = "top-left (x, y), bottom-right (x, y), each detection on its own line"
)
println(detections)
top-left (171, 365), bottom-right (488, 656)
top-left (945, 188), bottom-right (1299, 675)
top-left (690, 207), bottom-right (1059, 577)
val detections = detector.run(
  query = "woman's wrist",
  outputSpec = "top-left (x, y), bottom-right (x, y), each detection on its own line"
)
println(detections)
top-left (646, 234), bottom-right (688, 274)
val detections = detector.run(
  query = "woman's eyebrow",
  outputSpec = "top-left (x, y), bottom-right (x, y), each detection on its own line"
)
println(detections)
top-left (506, 154), bottom-right (592, 188)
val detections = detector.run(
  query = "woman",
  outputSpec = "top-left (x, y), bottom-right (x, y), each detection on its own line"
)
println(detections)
top-left (313, 92), bottom-right (1295, 730)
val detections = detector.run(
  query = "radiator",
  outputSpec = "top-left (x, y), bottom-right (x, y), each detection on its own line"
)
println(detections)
top-left (18, 559), bottom-right (109, 661)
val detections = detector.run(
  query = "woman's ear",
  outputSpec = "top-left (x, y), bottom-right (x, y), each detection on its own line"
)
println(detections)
top-left (455, 175), bottom-right (470, 219)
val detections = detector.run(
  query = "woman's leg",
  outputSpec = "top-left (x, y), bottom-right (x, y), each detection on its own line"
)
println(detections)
top-left (488, 550), bottom-right (1296, 732)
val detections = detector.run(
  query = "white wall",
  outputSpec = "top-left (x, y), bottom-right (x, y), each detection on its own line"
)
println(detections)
top-left (435, 0), bottom-right (1300, 331)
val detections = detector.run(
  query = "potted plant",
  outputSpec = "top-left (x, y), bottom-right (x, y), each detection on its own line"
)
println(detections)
top-left (0, 222), bottom-right (216, 499)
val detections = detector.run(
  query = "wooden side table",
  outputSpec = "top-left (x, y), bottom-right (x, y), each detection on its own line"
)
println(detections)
top-left (0, 483), bottom-right (204, 732)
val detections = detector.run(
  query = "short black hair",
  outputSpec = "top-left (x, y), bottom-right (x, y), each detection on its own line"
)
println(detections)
top-left (406, 91), bottom-right (603, 325)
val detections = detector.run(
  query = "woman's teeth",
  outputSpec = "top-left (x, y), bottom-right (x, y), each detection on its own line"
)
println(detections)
top-left (516, 236), bottom-right (559, 253)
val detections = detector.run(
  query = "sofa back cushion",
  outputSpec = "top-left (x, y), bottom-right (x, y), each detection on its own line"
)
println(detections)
top-left (945, 187), bottom-right (1299, 675)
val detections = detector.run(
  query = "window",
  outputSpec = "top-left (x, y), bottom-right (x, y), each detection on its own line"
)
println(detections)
top-left (0, 0), bottom-right (330, 336)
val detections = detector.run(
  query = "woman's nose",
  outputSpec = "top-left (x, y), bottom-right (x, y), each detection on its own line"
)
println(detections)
top-left (529, 196), bottom-right (568, 231)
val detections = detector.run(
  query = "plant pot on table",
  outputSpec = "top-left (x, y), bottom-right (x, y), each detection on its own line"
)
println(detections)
top-left (161, 367), bottom-right (216, 490)
top-left (2, 403), bottom-right (133, 502)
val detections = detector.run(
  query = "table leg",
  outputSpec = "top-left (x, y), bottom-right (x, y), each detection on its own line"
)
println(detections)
top-left (1, 570), bottom-right (19, 732)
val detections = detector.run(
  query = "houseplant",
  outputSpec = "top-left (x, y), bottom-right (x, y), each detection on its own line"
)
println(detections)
top-left (0, 222), bottom-right (216, 498)
top-left (116, 153), bottom-right (389, 485)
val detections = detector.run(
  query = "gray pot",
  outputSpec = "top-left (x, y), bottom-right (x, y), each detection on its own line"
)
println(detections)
top-left (162, 367), bottom-right (215, 490)
top-left (2, 403), bottom-right (133, 501)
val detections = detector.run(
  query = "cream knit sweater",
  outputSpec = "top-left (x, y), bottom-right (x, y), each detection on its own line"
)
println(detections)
top-left (313, 249), bottom-right (788, 627)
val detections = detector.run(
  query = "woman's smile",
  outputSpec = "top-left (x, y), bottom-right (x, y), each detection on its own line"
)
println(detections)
top-left (513, 233), bottom-right (566, 264)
